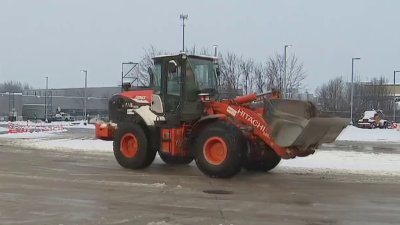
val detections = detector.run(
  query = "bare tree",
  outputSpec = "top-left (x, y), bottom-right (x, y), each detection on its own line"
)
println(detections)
top-left (265, 53), bottom-right (306, 97)
top-left (316, 77), bottom-right (348, 112)
top-left (253, 63), bottom-right (267, 93)
top-left (317, 76), bottom-right (393, 119)
top-left (185, 45), bottom-right (214, 56)
top-left (0, 80), bottom-right (32, 93)
top-left (240, 58), bottom-right (254, 94)
top-left (286, 55), bottom-right (306, 97)
top-left (352, 76), bottom-right (392, 116)
top-left (133, 48), bottom-right (306, 99)
top-left (265, 54), bottom-right (283, 91)
top-left (137, 46), bottom-right (165, 86)
top-left (219, 52), bottom-right (242, 92)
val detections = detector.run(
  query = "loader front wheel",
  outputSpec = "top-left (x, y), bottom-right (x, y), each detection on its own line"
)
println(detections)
top-left (194, 122), bottom-right (246, 178)
top-left (158, 151), bottom-right (193, 165)
top-left (243, 147), bottom-right (281, 172)
top-left (113, 124), bottom-right (156, 169)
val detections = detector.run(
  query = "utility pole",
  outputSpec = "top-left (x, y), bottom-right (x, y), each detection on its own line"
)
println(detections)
top-left (81, 70), bottom-right (88, 122)
top-left (180, 14), bottom-right (188, 52)
top-left (393, 70), bottom-right (400, 122)
top-left (283, 44), bottom-right (292, 98)
top-left (45, 76), bottom-right (48, 122)
top-left (350, 57), bottom-right (361, 125)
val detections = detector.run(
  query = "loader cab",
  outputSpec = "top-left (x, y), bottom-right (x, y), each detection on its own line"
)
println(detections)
top-left (150, 53), bottom-right (219, 123)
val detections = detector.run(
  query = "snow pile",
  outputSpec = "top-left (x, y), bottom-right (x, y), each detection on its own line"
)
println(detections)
top-left (36, 121), bottom-right (96, 129)
top-left (65, 121), bottom-right (96, 129)
top-left (0, 131), bottom-right (57, 139)
top-left (1, 120), bottom-right (95, 130)
top-left (280, 150), bottom-right (400, 175)
top-left (336, 126), bottom-right (400, 142)
top-left (21, 138), bottom-right (113, 152)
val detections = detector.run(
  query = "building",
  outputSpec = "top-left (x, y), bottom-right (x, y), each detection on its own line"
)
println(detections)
top-left (0, 87), bottom-right (121, 121)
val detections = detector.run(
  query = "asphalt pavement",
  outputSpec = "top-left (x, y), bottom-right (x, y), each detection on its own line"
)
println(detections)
top-left (0, 142), bottom-right (399, 225)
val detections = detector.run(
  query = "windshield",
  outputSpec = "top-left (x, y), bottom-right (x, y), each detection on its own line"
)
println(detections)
top-left (152, 63), bottom-right (162, 93)
top-left (187, 57), bottom-right (218, 92)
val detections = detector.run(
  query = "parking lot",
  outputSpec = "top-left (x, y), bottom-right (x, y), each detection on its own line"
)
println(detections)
top-left (0, 125), bottom-right (399, 225)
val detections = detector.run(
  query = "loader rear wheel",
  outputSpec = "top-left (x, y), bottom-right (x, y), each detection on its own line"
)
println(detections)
top-left (194, 122), bottom-right (246, 178)
top-left (243, 147), bottom-right (281, 172)
top-left (158, 151), bottom-right (193, 165)
top-left (113, 124), bottom-right (156, 169)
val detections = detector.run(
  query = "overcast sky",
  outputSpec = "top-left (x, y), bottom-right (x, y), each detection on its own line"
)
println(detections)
top-left (0, 0), bottom-right (399, 93)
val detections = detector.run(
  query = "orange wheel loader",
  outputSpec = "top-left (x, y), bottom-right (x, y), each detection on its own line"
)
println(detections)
top-left (97, 53), bottom-right (348, 178)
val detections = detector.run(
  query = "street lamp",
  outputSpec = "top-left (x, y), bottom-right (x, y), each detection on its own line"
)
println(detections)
top-left (283, 44), bottom-right (292, 98)
top-left (180, 13), bottom-right (188, 52)
top-left (213, 45), bottom-right (218, 57)
top-left (350, 57), bottom-right (361, 125)
top-left (393, 70), bottom-right (400, 122)
top-left (45, 76), bottom-right (48, 122)
top-left (80, 70), bottom-right (87, 122)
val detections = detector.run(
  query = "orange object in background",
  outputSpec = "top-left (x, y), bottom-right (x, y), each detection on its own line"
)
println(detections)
top-left (95, 123), bottom-right (116, 140)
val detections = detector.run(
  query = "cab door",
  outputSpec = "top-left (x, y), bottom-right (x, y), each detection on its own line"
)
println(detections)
top-left (164, 60), bottom-right (183, 114)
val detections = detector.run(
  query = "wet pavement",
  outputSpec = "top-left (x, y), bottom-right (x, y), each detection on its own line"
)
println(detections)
top-left (0, 124), bottom-right (400, 224)
top-left (0, 144), bottom-right (399, 225)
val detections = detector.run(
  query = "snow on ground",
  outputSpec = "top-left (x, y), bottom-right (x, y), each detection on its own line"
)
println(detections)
top-left (0, 131), bottom-right (59, 139)
top-left (1, 137), bottom-right (398, 176)
top-left (280, 150), bottom-right (400, 176)
top-left (337, 125), bottom-right (400, 142)
top-left (28, 138), bottom-right (113, 152)
top-left (0, 120), bottom-right (95, 131)
top-left (63, 121), bottom-right (96, 129)
top-left (1, 124), bottom-right (400, 176)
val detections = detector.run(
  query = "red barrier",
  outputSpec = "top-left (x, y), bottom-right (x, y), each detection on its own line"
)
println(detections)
top-left (7, 122), bottom-right (65, 134)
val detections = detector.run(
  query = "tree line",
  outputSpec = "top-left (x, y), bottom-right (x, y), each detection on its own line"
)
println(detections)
top-left (0, 80), bottom-right (32, 93)
top-left (134, 46), bottom-right (306, 95)
top-left (135, 46), bottom-right (395, 121)
top-left (315, 76), bottom-right (394, 120)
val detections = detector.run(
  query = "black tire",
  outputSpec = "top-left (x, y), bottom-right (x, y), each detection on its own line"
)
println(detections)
top-left (243, 147), bottom-right (281, 172)
top-left (158, 151), bottom-right (193, 165)
top-left (193, 121), bottom-right (246, 178)
top-left (113, 124), bottom-right (156, 169)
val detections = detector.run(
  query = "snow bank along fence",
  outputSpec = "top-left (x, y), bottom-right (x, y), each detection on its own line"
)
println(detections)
top-left (8, 122), bottom-right (65, 134)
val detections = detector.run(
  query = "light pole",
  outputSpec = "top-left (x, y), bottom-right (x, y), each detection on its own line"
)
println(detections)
top-left (180, 14), bottom-right (188, 52)
top-left (213, 45), bottom-right (218, 57)
top-left (283, 44), bottom-right (292, 98)
top-left (393, 70), bottom-right (400, 122)
top-left (44, 76), bottom-right (48, 122)
top-left (81, 70), bottom-right (87, 122)
top-left (350, 57), bottom-right (361, 125)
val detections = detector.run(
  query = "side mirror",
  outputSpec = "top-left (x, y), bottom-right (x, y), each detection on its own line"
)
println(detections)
top-left (148, 67), bottom-right (154, 77)
top-left (216, 67), bottom-right (221, 77)
top-left (168, 60), bottom-right (178, 74)
top-left (148, 67), bottom-right (154, 87)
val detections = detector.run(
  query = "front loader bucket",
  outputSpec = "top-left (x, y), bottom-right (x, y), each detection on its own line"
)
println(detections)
top-left (265, 99), bottom-right (348, 151)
